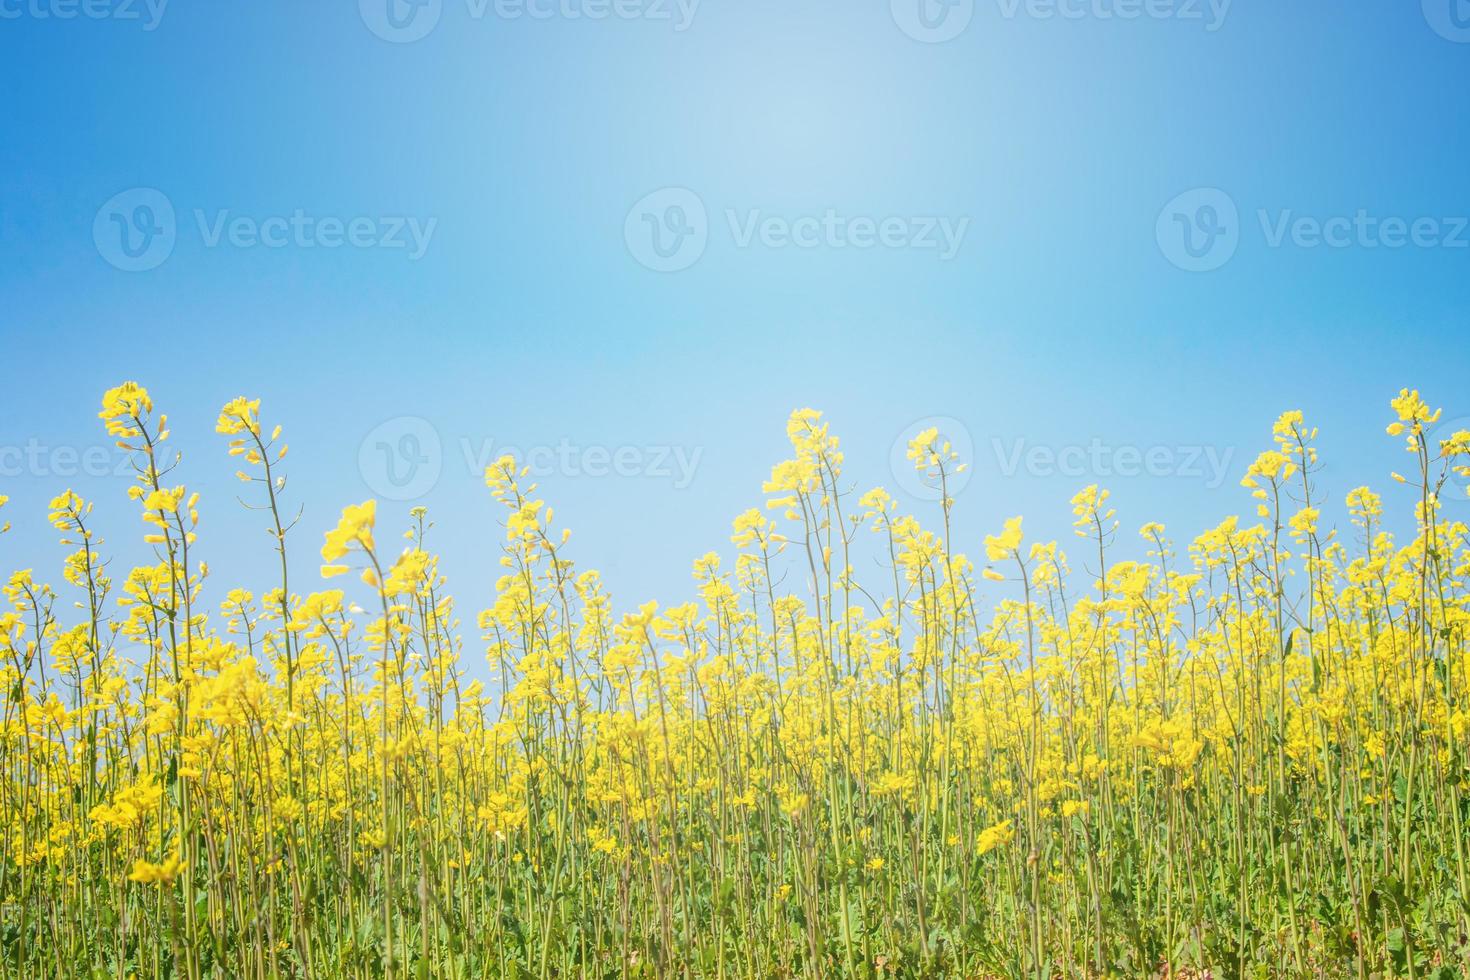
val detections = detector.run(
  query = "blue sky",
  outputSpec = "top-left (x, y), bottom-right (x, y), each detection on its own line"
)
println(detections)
top-left (2, 0), bottom-right (1469, 620)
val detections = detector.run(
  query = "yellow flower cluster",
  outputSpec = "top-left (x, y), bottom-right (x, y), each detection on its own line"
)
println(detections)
top-left (2, 385), bottom-right (1470, 978)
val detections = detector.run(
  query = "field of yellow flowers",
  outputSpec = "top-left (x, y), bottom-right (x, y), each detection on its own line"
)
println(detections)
top-left (3, 383), bottom-right (1470, 979)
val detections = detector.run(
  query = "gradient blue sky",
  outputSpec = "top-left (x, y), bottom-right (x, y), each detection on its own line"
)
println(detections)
top-left (2, 0), bottom-right (1468, 618)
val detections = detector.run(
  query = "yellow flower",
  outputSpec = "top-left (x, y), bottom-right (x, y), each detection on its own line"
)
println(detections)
top-left (128, 852), bottom-right (185, 886)
top-left (321, 499), bottom-right (377, 571)
top-left (976, 820), bottom-right (1014, 856)
top-left (215, 396), bottom-right (262, 436)
top-left (984, 516), bottom-right (1023, 561)
top-left (98, 381), bottom-right (153, 439)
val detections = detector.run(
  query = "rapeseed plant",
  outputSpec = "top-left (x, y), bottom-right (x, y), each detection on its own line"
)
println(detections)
top-left (2, 385), bottom-right (1470, 978)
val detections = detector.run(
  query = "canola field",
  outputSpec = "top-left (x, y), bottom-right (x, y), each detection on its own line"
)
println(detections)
top-left (3, 383), bottom-right (1470, 979)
